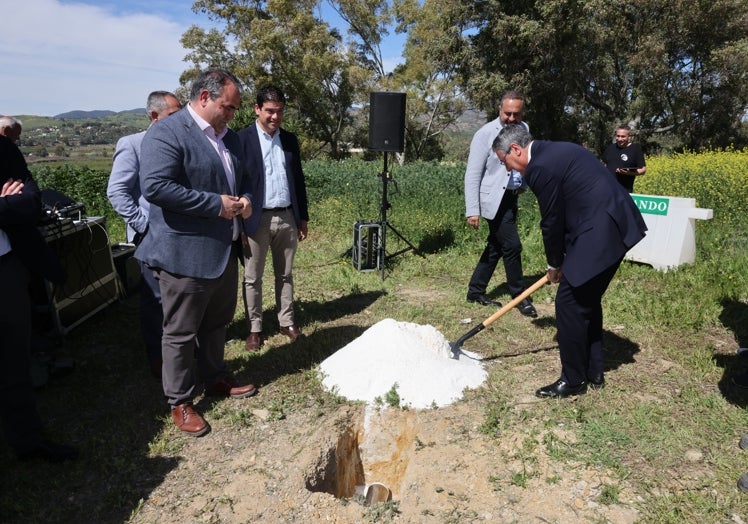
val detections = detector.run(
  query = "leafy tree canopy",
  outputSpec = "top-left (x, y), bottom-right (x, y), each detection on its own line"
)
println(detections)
top-left (179, 0), bottom-right (748, 158)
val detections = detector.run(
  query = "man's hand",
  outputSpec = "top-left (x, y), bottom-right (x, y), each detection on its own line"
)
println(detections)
top-left (547, 267), bottom-right (562, 284)
top-left (298, 220), bottom-right (308, 241)
top-left (1, 179), bottom-right (24, 197)
top-left (238, 196), bottom-right (252, 219)
top-left (467, 216), bottom-right (480, 229)
top-left (219, 195), bottom-right (244, 219)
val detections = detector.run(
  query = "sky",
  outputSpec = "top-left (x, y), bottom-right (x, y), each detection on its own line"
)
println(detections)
top-left (2, 0), bottom-right (405, 117)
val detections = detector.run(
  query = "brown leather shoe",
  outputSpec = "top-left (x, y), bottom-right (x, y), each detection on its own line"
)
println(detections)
top-left (245, 332), bottom-right (262, 351)
top-left (205, 379), bottom-right (257, 399)
top-left (171, 403), bottom-right (209, 437)
top-left (279, 324), bottom-right (303, 341)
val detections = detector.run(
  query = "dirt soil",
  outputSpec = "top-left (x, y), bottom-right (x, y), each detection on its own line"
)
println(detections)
top-left (129, 397), bottom-right (640, 523)
top-left (129, 300), bottom-right (644, 523)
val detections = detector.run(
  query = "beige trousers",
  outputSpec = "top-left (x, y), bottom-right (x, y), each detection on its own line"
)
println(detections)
top-left (242, 208), bottom-right (298, 332)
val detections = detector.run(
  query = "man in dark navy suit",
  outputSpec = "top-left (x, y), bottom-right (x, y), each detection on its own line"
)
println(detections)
top-left (494, 124), bottom-right (647, 398)
top-left (0, 133), bottom-right (78, 461)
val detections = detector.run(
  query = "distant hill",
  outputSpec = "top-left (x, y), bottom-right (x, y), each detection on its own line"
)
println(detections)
top-left (53, 108), bottom-right (144, 119)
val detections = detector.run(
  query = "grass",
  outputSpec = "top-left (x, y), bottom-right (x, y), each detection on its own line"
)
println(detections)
top-left (4, 155), bottom-right (748, 522)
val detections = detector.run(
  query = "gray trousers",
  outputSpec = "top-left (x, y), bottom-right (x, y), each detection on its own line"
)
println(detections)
top-left (156, 255), bottom-right (238, 407)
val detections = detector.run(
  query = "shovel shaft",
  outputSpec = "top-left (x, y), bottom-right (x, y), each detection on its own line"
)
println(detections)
top-left (453, 323), bottom-right (485, 349)
top-left (481, 274), bottom-right (549, 328)
top-left (450, 274), bottom-right (549, 357)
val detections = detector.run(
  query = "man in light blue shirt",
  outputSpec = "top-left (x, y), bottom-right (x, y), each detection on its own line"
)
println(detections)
top-left (237, 85), bottom-right (310, 351)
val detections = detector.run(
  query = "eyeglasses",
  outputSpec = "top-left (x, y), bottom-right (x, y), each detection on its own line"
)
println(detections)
top-left (497, 151), bottom-right (508, 165)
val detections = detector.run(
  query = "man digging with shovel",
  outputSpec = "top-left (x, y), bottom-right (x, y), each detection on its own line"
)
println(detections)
top-left (493, 124), bottom-right (647, 398)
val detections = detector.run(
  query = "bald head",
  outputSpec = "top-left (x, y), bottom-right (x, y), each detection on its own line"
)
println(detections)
top-left (0, 116), bottom-right (22, 142)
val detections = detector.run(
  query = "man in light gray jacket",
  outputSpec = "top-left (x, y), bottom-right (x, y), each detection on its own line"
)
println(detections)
top-left (107, 90), bottom-right (181, 379)
top-left (464, 91), bottom-right (536, 317)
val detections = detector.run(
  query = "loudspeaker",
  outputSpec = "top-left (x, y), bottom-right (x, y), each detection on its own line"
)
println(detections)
top-left (368, 92), bottom-right (406, 152)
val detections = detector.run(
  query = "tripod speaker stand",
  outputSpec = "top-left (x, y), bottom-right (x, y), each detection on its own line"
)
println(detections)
top-left (367, 91), bottom-right (423, 279)
top-left (376, 151), bottom-right (422, 279)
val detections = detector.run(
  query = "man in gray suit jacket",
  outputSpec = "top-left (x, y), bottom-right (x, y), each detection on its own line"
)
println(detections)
top-left (135, 69), bottom-right (256, 437)
top-left (107, 90), bottom-right (181, 379)
top-left (495, 124), bottom-right (647, 398)
top-left (464, 91), bottom-right (537, 317)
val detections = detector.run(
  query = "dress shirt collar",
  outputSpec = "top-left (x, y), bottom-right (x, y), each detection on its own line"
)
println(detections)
top-left (255, 121), bottom-right (279, 140)
top-left (187, 103), bottom-right (228, 141)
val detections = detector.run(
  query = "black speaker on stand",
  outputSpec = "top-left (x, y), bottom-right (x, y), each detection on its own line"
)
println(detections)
top-left (367, 92), bottom-right (422, 280)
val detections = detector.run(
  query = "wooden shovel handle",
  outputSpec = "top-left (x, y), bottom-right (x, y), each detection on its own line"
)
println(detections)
top-left (481, 274), bottom-right (549, 328)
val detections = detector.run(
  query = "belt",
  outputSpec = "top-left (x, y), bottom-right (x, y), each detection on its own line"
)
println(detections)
top-left (263, 206), bottom-right (291, 212)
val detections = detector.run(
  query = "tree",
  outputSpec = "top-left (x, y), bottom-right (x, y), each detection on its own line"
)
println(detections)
top-left (183, 0), bottom-right (362, 158)
top-left (457, 0), bottom-right (748, 153)
top-left (179, 0), bottom-right (748, 158)
top-left (391, 0), bottom-right (468, 160)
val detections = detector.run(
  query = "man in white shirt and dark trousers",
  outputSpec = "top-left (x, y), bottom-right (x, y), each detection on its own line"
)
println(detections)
top-left (464, 90), bottom-right (537, 317)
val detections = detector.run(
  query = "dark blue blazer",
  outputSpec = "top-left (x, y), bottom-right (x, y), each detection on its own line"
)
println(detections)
top-left (525, 140), bottom-right (647, 287)
top-left (135, 108), bottom-right (251, 279)
top-left (0, 135), bottom-right (64, 283)
top-left (236, 124), bottom-right (309, 236)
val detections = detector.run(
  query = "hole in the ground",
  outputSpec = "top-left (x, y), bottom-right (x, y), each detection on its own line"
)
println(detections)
top-left (305, 422), bottom-right (366, 498)
top-left (304, 407), bottom-right (417, 502)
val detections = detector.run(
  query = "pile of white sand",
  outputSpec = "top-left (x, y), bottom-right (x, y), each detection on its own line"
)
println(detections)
top-left (319, 318), bottom-right (487, 409)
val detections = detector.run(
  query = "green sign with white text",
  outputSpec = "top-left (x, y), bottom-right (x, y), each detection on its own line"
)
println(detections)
top-left (632, 195), bottom-right (669, 216)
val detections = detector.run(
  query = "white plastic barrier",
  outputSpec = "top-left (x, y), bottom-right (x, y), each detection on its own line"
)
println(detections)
top-left (625, 194), bottom-right (713, 271)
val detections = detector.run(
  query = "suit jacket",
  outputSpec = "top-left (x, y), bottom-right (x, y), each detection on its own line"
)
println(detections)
top-left (464, 118), bottom-right (528, 220)
top-left (236, 124), bottom-right (309, 236)
top-left (525, 140), bottom-right (647, 287)
top-left (135, 108), bottom-right (251, 279)
top-left (106, 130), bottom-right (149, 243)
top-left (0, 135), bottom-right (65, 283)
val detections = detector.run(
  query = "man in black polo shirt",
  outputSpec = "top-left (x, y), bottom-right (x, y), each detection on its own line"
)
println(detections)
top-left (602, 124), bottom-right (647, 193)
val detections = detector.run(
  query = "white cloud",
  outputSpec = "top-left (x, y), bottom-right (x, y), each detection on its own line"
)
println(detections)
top-left (1, 0), bottom-right (191, 116)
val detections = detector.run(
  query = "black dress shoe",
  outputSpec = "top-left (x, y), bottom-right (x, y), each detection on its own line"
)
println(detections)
top-left (467, 294), bottom-right (502, 307)
top-left (587, 373), bottom-right (605, 390)
top-left (535, 379), bottom-right (587, 399)
top-left (18, 439), bottom-right (79, 463)
top-left (517, 298), bottom-right (537, 318)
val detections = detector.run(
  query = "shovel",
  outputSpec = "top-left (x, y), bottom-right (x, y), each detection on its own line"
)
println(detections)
top-left (449, 274), bottom-right (549, 359)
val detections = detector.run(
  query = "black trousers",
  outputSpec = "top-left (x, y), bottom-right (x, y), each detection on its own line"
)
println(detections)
top-left (467, 192), bottom-right (524, 299)
top-left (0, 252), bottom-right (44, 455)
top-left (555, 258), bottom-right (623, 386)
